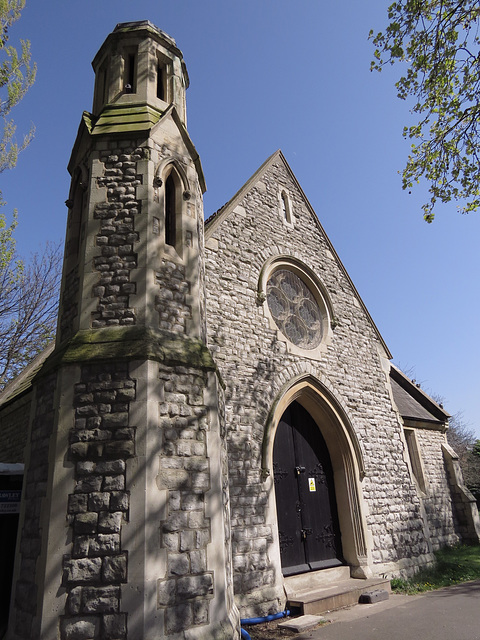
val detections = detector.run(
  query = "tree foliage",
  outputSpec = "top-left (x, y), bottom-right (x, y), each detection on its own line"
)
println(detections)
top-left (370, 1), bottom-right (480, 222)
top-left (446, 410), bottom-right (480, 506)
top-left (0, 2), bottom-right (61, 391)
top-left (0, 0), bottom-right (35, 176)
top-left (0, 234), bottom-right (61, 391)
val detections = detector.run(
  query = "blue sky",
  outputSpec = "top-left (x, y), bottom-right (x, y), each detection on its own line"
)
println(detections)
top-left (3, 1), bottom-right (480, 438)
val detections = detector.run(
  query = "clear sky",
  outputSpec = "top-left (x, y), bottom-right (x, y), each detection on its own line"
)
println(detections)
top-left (3, 1), bottom-right (480, 438)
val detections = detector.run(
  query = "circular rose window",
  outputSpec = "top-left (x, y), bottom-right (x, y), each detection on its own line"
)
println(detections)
top-left (266, 269), bottom-right (323, 349)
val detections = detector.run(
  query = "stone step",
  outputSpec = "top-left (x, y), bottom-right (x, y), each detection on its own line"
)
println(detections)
top-left (284, 565), bottom-right (351, 594)
top-left (285, 575), bottom-right (391, 616)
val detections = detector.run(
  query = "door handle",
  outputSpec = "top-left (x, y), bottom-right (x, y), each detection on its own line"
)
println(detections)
top-left (295, 466), bottom-right (306, 476)
top-left (301, 528), bottom-right (313, 541)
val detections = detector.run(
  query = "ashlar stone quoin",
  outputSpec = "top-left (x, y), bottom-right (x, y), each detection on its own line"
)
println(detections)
top-left (1, 18), bottom-right (479, 640)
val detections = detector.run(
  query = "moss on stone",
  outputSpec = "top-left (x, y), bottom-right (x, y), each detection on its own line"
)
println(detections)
top-left (90, 103), bottom-right (163, 136)
top-left (36, 327), bottom-right (221, 383)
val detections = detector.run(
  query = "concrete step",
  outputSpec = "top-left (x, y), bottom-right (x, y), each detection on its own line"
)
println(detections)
top-left (285, 570), bottom-right (391, 616)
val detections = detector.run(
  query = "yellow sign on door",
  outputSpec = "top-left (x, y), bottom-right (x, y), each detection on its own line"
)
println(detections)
top-left (308, 477), bottom-right (316, 492)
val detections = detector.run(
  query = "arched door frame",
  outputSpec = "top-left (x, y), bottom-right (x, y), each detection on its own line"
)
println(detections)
top-left (262, 374), bottom-right (372, 578)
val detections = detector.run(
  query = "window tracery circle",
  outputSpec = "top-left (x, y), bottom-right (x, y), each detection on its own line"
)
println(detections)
top-left (266, 269), bottom-right (323, 349)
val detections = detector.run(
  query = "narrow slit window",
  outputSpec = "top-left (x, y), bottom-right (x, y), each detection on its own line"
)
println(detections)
top-left (404, 429), bottom-right (427, 494)
top-left (125, 50), bottom-right (137, 93)
top-left (65, 172), bottom-right (85, 270)
top-left (101, 67), bottom-right (108, 104)
top-left (165, 173), bottom-right (176, 247)
top-left (281, 190), bottom-right (293, 224)
top-left (157, 62), bottom-right (165, 100)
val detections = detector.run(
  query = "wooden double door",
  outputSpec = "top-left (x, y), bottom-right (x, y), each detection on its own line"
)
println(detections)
top-left (273, 401), bottom-right (343, 576)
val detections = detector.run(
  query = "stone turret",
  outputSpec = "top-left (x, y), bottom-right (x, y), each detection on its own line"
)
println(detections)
top-left (7, 22), bottom-right (239, 640)
top-left (91, 21), bottom-right (188, 125)
top-left (58, 20), bottom-right (206, 346)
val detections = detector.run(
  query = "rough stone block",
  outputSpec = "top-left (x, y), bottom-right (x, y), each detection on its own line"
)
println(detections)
top-left (193, 599), bottom-right (209, 625)
top-left (66, 586), bottom-right (83, 615)
top-left (90, 534), bottom-right (121, 557)
top-left (359, 589), bottom-right (390, 604)
top-left (102, 475), bottom-right (125, 491)
top-left (157, 578), bottom-right (177, 606)
top-left (102, 554), bottom-right (127, 583)
top-left (72, 535), bottom-right (93, 559)
top-left (163, 512), bottom-right (189, 533)
top-left (68, 494), bottom-right (88, 514)
top-left (81, 586), bottom-right (120, 613)
top-left (162, 532), bottom-right (179, 552)
top-left (61, 616), bottom-right (100, 640)
top-left (103, 413), bottom-right (129, 428)
top-left (95, 460), bottom-right (126, 475)
top-left (169, 552), bottom-right (190, 576)
top-left (74, 513), bottom-right (99, 535)
top-left (177, 573), bottom-right (213, 599)
top-left (102, 613), bottom-right (127, 640)
top-left (98, 511), bottom-right (123, 533)
top-left (190, 550), bottom-right (206, 574)
top-left (109, 491), bottom-right (129, 512)
top-left (104, 440), bottom-right (135, 458)
top-left (88, 492), bottom-right (111, 512)
top-left (75, 476), bottom-right (103, 493)
top-left (64, 557), bottom-right (102, 584)
top-left (165, 603), bottom-right (193, 634)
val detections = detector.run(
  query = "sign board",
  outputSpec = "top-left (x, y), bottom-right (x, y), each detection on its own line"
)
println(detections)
top-left (308, 477), bottom-right (316, 492)
top-left (0, 490), bottom-right (21, 514)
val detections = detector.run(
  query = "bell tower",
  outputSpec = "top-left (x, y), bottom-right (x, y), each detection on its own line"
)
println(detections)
top-left (58, 21), bottom-right (205, 345)
top-left (8, 22), bottom-right (239, 640)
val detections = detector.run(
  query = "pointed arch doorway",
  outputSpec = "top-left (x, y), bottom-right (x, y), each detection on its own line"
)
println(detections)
top-left (273, 400), bottom-right (344, 576)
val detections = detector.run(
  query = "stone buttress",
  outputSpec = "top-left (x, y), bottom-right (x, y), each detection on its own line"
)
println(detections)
top-left (7, 22), bottom-right (239, 640)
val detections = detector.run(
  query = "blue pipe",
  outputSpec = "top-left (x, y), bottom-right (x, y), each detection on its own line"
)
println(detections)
top-left (240, 610), bottom-right (290, 639)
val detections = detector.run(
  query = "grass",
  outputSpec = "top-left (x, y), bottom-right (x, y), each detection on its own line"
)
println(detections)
top-left (391, 544), bottom-right (480, 595)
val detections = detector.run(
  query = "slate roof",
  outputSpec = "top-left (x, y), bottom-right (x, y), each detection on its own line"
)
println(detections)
top-left (0, 342), bottom-right (54, 408)
top-left (390, 365), bottom-right (449, 426)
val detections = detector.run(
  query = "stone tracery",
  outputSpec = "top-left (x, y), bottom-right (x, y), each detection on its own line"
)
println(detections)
top-left (266, 269), bottom-right (323, 349)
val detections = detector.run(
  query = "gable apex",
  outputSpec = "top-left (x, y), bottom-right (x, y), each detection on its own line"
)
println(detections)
top-left (205, 149), bottom-right (283, 236)
top-left (205, 151), bottom-right (392, 359)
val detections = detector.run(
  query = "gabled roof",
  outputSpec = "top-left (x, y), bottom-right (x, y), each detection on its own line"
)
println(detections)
top-left (205, 150), bottom-right (281, 233)
top-left (205, 150), bottom-right (392, 359)
top-left (390, 364), bottom-right (450, 427)
top-left (0, 342), bottom-right (55, 409)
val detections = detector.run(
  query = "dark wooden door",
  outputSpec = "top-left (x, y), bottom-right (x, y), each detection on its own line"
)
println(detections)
top-left (273, 401), bottom-right (343, 576)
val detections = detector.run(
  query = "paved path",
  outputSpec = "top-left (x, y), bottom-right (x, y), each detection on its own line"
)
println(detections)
top-left (297, 580), bottom-right (480, 640)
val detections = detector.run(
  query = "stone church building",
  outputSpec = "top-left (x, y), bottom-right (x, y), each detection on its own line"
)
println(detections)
top-left (0, 20), bottom-right (479, 640)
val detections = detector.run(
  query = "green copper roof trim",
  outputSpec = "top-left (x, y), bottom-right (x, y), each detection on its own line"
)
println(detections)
top-left (84, 103), bottom-right (164, 136)
top-left (35, 326), bottom-right (223, 384)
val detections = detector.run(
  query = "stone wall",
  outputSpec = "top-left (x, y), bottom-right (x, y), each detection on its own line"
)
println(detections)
top-left (61, 361), bottom-right (135, 640)
top-left (59, 265), bottom-right (80, 344)
top-left (196, 186), bottom-right (208, 344)
top-left (12, 373), bottom-right (57, 639)
top-left (416, 428), bottom-right (461, 550)
top-left (155, 260), bottom-right (192, 334)
top-left (0, 393), bottom-right (31, 463)
top-left (156, 363), bottom-right (227, 636)
top-left (92, 146), bottom-right (144, 329)
top-left (205, 155), bottom-right (432, 608)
